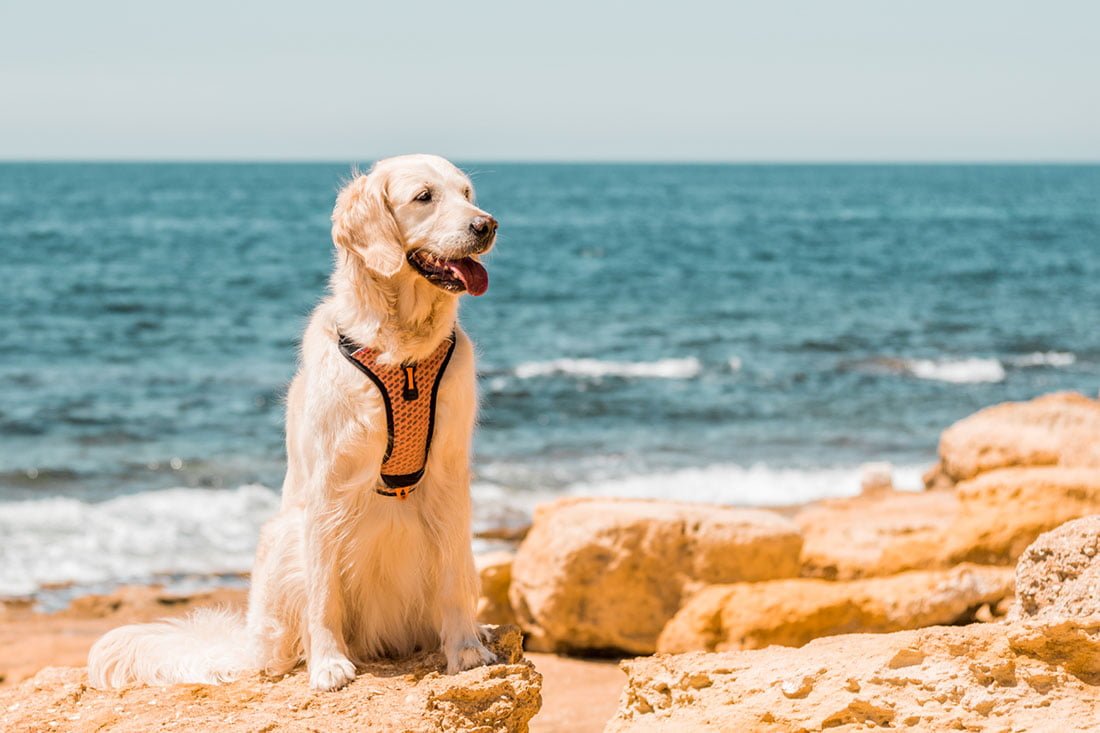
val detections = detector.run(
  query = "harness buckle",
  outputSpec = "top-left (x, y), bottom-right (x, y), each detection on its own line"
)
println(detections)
top-left (402, 365), bottom-right (419, 401)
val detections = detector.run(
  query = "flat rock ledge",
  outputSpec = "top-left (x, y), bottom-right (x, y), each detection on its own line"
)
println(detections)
top-left (0, 625), bottom-right (541, 733)
top-left (608, 623), bottom-right (1100, 732)
top-left (657, 563), bottom-right (1015, 653)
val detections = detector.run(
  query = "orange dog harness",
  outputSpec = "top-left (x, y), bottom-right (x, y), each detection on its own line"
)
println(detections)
top-left (338, 332), bottom-right (457, 498)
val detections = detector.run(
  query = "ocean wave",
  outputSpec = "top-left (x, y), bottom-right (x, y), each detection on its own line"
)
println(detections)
top-left (904, 357), bottom-right (1006, 384)
top-left (1, 463), bottom-right (928, 598)
top-left (513, 357), bottom-right (702, 380)
top-left (869, 352), bottom-right (1076, 385)
top-left (1007, 351), bottom-right (1076, 368)
top-left (0, 484), bottom-right (279, 598)
top-left (1, 462), bottom-right (933, 597)
top-left (553, 462), bottom-right (926, 507)
top-left (0, 482), bottom-right (512, 599)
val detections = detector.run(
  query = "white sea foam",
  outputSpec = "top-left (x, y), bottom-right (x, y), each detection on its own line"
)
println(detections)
top-left (1007, 351), bottom-right (1076, 368)
top-left (3, 463), bottom-right (929, 597)
top-left (0, 484), bottom-right (279, 598)
top-left (555, 462), bottom-right (926, 507)
top-left (905, 357), bottom-right (1006, 384)
top-left (513, 357), bottom-right (702, 380)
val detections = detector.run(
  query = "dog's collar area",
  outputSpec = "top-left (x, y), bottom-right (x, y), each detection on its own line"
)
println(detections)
top-left (337, 332), bottom-right (457, 499)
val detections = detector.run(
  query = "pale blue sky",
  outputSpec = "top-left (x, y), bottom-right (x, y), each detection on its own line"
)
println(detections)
top-left (1, 1), bottom-right (1097, 161)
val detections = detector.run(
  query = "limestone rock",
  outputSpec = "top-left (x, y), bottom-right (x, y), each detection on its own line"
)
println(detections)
top-left (657, 563), bottom-right (1015, 653)
top-left (0, 625), bottom-right (541, 733)
top-left (608, 624), bottom-right (1100, 732)
top-left (510, 498), bottom-right (802, 654)
top-left (945, 467), bottom-right (1100, 565)
top-left (1007, 515), bottom-right (1100, 679)
top-left (477, 551), bottom-right (517, 627)
top-left (798, 471), bottom-right (1100, 578)
top-left (1013, 514), bottom-right (1100, 620)
top-left (795, 490), bottom-right (957, 579)
top-left (931, 391), bottom-right (1100, 486)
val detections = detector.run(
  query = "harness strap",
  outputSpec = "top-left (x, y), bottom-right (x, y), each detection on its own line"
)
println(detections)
top-left (337, 331), bottom-right (457, 498)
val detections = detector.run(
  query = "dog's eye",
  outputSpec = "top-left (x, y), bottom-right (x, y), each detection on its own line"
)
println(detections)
top-left (463, 187), bottom-right (472, 201)
top-left (414, 190), bottom-right (432, 203)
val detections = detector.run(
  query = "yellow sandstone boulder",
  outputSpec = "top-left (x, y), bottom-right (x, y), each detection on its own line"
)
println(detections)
top-left (1006, 515), bottom-right (1100, 680)
top-left (796, 490), bottom-right (956, 579)
top-left (477, 551), bottom-right (517, 627)
top-left (510, 497), bottom-right (802, 654)
top-left (798, 470), bottom-right (1100, 578)
top-left (657, 563), bottom-right (1014, 653)
top-left (927, 391), bottom-right (1100, 487)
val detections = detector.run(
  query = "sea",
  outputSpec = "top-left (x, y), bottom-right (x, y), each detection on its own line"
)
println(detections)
top-left (1, 163), bottom-right (1098, 601)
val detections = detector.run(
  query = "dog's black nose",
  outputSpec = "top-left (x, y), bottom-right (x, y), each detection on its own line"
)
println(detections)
top-left (469, 215), bottom-right (497, 240)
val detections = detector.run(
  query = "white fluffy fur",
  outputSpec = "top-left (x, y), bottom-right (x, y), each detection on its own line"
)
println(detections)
top-left (88, 608), bottom-right (252, 687)
top-left (88, 154), bottom-right (497, 691)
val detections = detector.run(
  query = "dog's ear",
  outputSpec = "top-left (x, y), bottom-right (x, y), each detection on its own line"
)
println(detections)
top-left (331, 172), bottom-right (405, 278)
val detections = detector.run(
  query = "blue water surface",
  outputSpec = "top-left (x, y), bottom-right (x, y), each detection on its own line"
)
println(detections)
top-left (1, 163), bottom-right (1098, 501)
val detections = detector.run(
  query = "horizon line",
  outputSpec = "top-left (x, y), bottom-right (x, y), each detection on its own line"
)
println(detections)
top-left (2, 158), bottom-right (1099, 166)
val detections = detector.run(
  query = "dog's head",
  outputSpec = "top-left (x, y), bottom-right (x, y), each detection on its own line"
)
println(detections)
top-left (331, 154), bottom-right (496, 296)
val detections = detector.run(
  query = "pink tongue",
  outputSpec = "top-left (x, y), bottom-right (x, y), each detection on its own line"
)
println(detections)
top-left (449, 258), bottom-right (489, 296)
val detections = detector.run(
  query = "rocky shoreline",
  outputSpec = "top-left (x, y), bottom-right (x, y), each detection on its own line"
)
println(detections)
top-left (3, 391), bottom-right (1100, 731)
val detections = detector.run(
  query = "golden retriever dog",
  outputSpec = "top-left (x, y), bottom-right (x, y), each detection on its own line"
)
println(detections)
top-left (88, 154), bottom-right (498, 691)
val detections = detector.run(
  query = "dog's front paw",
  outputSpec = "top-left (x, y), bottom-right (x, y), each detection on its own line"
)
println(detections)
top-left (445, 638), bottom-right (497, 674)
top-left (309, 654), bottom-right (357, 691)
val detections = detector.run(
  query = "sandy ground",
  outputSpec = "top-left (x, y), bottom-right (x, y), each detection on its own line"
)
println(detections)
top-left (0, 586), bottom-right (625, 732)
top-left (526, 653), bottom-right (625, 733)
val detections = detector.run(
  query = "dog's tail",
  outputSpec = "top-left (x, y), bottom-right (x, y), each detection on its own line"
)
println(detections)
top-left (87, 607), bottom-right (254, 688)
